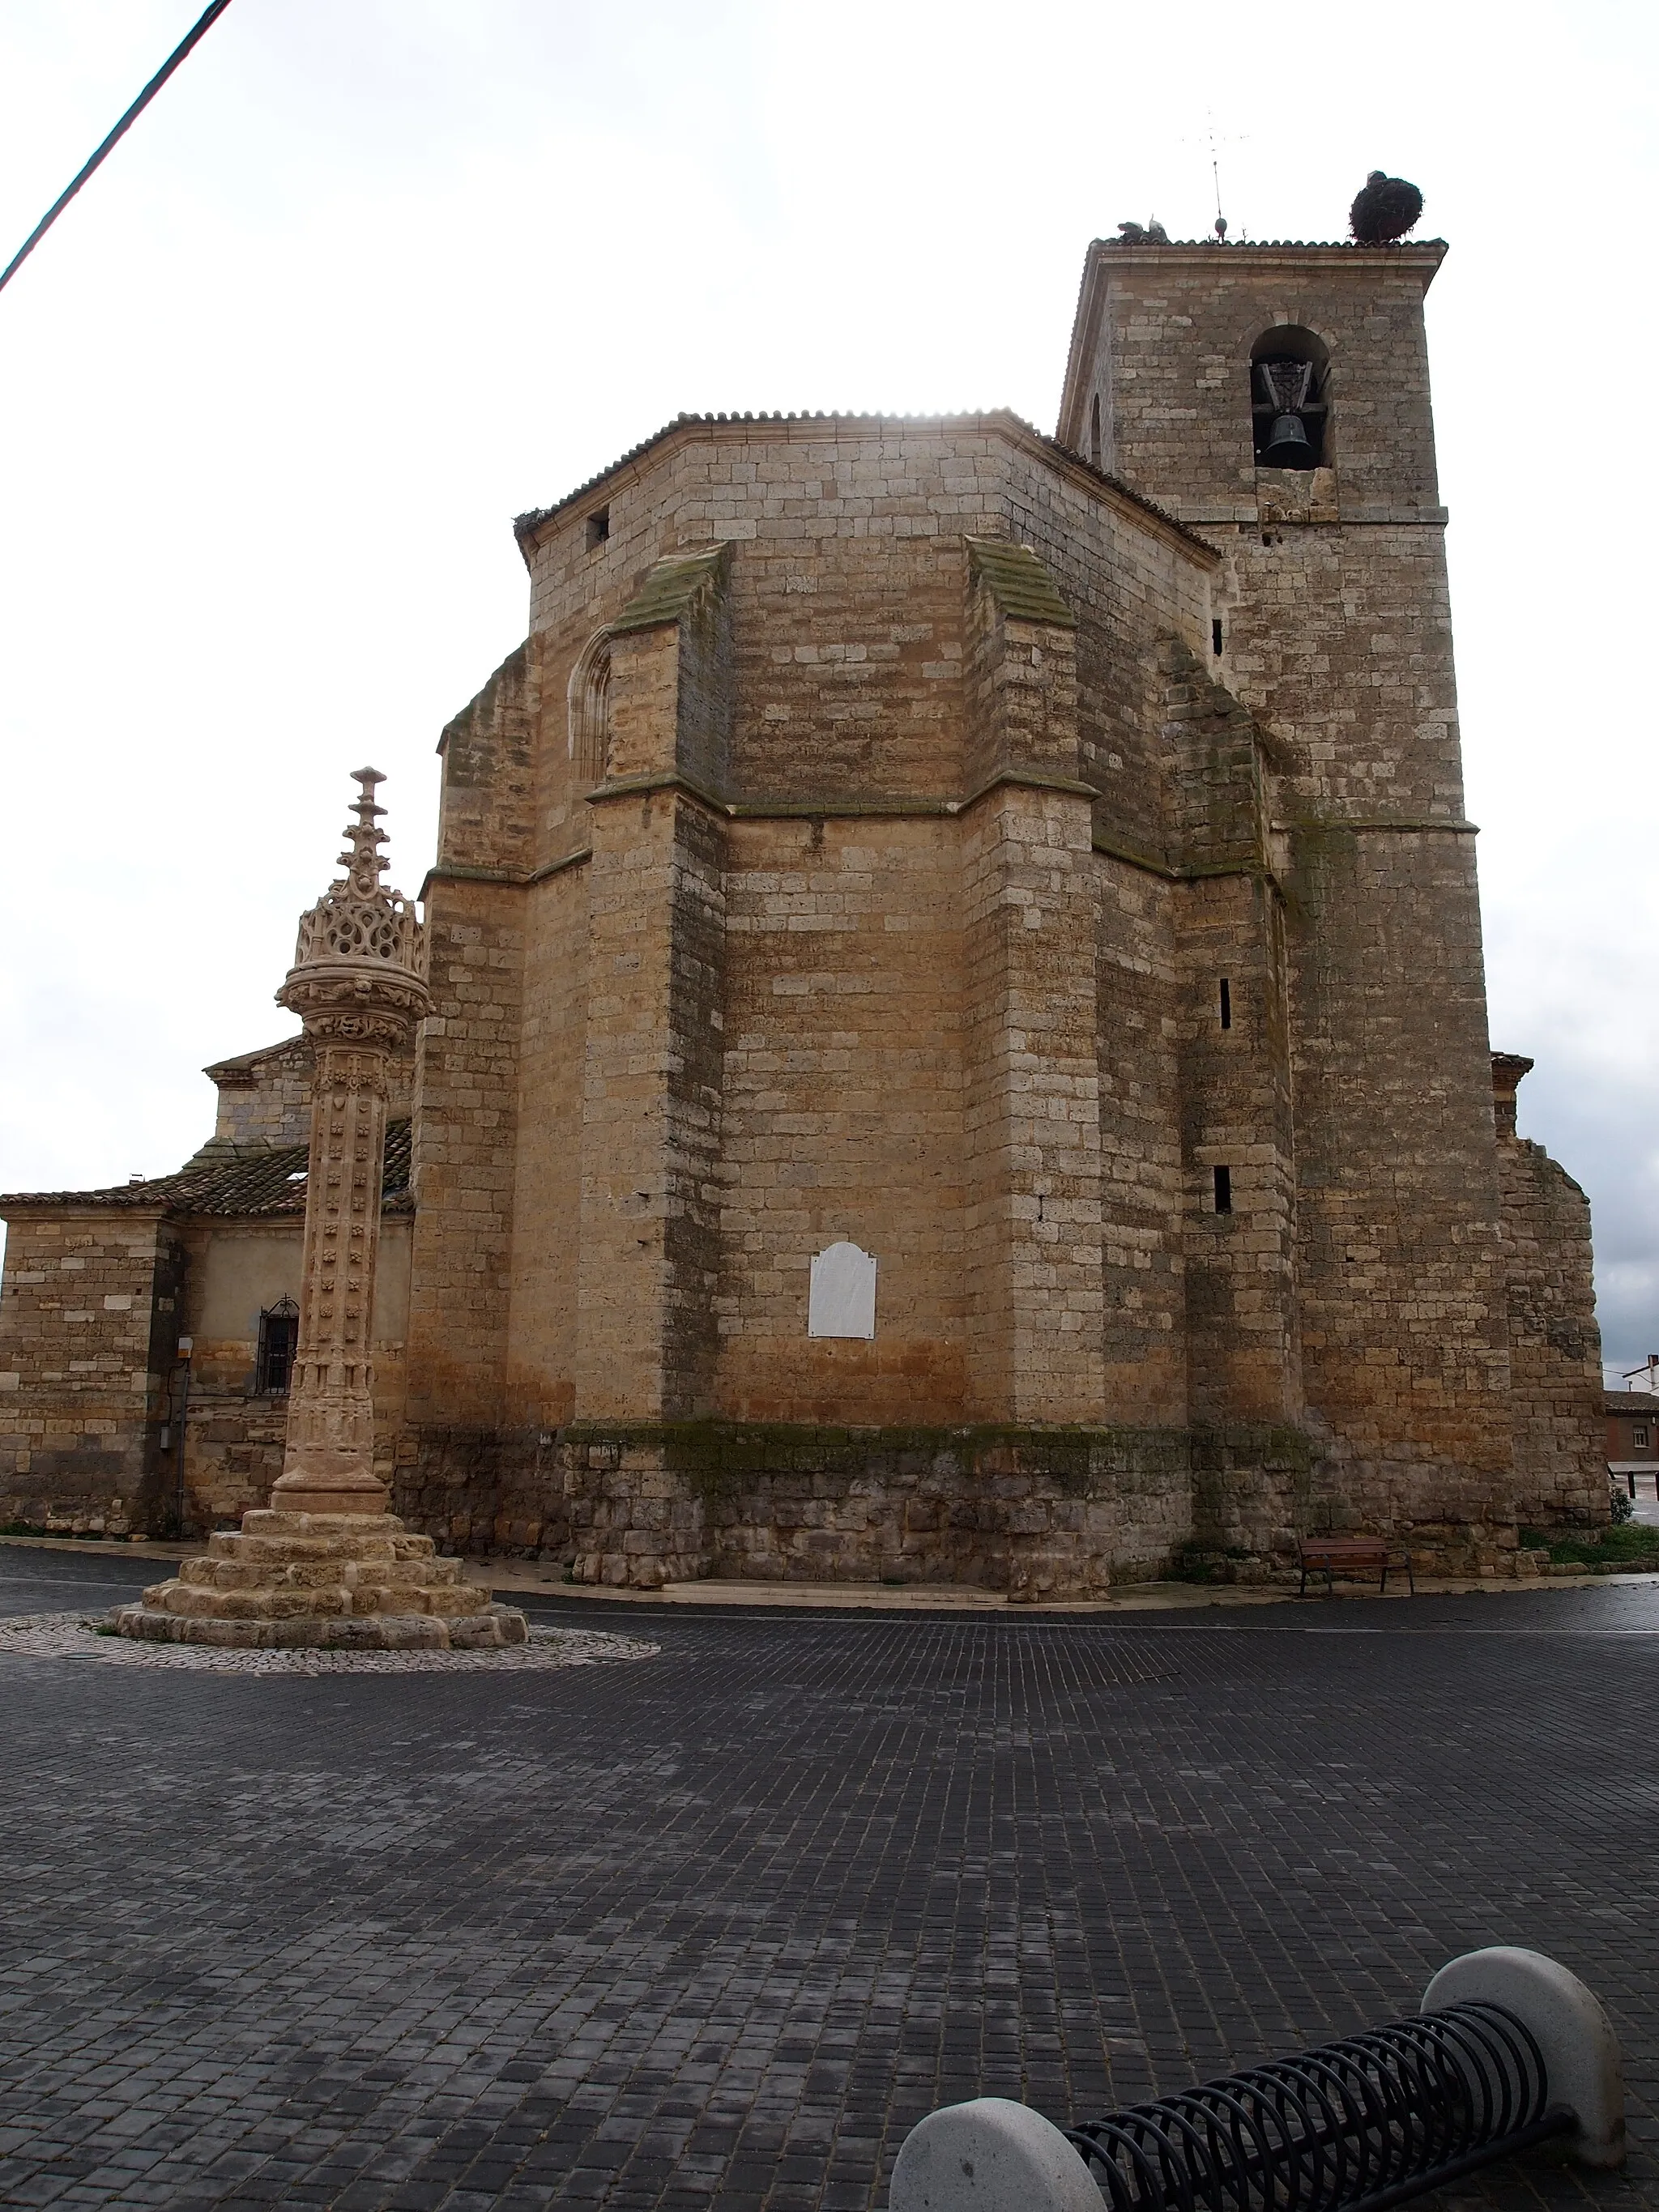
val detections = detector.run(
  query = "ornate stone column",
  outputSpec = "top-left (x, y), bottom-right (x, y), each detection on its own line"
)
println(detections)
top-left (115, 772), bottom-right (526, 1649)
top-left (272, 769), bottom-right (429, 1515)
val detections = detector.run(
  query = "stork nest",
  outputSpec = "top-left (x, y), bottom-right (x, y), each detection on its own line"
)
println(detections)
top-left (1350, 171), bottom-right (1424, 245)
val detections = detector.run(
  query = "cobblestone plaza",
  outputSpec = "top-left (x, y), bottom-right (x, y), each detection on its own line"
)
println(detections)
top-left (1, 1545), bottom-right (1655, 2211)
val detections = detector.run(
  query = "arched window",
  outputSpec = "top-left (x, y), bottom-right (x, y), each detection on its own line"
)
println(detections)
top-left (567, 629), bottom-right (612, 790)
top-left (255, 1297), bottom-right (299, 1396)
top-left (1089, 391), bottom-right (1102, 467)
top-left (1250, 325), bottom-right (1329, 470)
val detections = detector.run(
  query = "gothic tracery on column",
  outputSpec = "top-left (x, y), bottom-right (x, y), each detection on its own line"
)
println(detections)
top-left (271, 769), bottom-right (433, 1515)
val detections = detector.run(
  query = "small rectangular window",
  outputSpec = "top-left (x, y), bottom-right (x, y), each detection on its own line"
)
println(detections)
top-left (1213, 1166), bottom-right (1232, 1214)
top-left (1636, 1428), bottom-right (1650, 1449)
top-left (1212, 617), bottom-right (1224, 656)
top-left (1219, 978), bottom-right (1231, 1030)
top-left (585, 506), bottom-right (610, 550)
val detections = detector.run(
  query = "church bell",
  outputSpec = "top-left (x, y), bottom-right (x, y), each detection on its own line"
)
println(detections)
top-left (1254, 356), bottom-right (1320, 469)
top-left (1263, 409), bottom-right (1313, 462)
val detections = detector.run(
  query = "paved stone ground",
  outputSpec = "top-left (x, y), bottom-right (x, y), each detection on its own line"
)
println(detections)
top-left (0, 1545), bottom-right (1655, 2212)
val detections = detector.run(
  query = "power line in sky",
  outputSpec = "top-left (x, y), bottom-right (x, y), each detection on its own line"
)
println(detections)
top-left (0, 0), bottom-right (237, 300)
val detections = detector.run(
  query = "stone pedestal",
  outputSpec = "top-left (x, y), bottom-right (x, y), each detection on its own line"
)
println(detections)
top-left (114, 1511), bottom-right (527, 1648)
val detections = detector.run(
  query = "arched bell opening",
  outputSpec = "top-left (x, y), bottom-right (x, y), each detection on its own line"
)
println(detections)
top-left (1250, 325), bottom-right (1330, 471)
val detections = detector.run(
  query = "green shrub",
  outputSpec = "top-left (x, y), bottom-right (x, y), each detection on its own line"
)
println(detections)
top-left (1521, 1522), bottom-right (1659, 1568)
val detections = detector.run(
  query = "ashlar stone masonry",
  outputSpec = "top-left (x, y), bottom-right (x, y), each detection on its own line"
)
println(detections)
top-left (0, 230), bottom-right (1608, 1594)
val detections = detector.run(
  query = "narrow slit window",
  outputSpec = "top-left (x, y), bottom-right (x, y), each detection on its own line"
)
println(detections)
top-left (1213, 1166), bottom-right (1232, 1214)
top-left (1090, 392), bottom-right (1102, 467)
top-left (1212, 617), bottom-right (1224, 656)
top-left (1219, 978), bottom-right (1232, 1029)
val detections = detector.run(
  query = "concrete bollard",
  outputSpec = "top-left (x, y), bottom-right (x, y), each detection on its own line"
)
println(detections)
top-left (1422, 1945), bottom-right (1625, 2167)
top-left (889, 2095), bottom-right (1104, 2212)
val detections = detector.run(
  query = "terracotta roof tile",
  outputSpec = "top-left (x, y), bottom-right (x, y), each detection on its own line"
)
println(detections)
top-left (0, 1119), bottom-right (412, 1218)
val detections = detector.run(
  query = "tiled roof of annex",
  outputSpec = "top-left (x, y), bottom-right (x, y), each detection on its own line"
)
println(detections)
top-left (0, 1119), bottom-right (413, 1219)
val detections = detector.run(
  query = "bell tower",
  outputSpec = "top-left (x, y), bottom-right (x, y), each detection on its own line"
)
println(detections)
top-left (1060, 235), bottom-right (1518, 1527)
top-left (1058, 235), bottom-right (1446, 520)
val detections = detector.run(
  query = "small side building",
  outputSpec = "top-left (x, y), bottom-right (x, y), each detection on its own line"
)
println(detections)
top-left (1606, 1392), bottom-right (1659, 1466)
top-left (0, 1040), bottom-right (413, 1535)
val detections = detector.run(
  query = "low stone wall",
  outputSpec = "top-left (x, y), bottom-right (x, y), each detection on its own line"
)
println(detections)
top-left (694, 1427), bottom-right (1196, 1600)
top-left (394, 1426), bottom-right (549, 1558)
top-left (6, 1380), bottom-right (1582, 1584)
top-left (404, 1421), bottom-right (1198, 1598)
top-left (398, 1416), bottom-right (1575, 1593)
top-left (1187, 1424), bottom-right (1315, 1563)
top-left (171, 1392), bottom-right (289, 1530)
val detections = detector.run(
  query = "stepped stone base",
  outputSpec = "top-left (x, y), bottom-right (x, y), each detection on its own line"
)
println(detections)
top-left (110, 1605), bottom-right (530, 1649)
top-left (111, 1508), bottom-right (528, 1649)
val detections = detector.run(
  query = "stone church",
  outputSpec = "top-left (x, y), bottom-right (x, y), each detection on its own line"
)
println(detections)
top-left (0, 225), bottom-right (1609, 1594)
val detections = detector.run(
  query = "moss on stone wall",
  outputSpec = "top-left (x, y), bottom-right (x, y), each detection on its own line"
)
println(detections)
top-left (561, 1418), bottom-right (1194, 1504)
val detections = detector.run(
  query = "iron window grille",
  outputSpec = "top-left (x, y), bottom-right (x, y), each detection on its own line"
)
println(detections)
top-left (255, 1297), bottom-right (299, 1396)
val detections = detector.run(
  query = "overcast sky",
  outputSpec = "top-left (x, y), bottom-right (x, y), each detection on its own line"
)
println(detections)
top-left (1, 0), bottom-right (1655, 1375)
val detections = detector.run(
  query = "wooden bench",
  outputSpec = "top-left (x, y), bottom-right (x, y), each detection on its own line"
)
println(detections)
top-left (1298, 1535), bottom-right (1414, 1597)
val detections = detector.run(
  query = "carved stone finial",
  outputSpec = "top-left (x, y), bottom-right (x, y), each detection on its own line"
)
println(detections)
top-left (342, 765), bottom-right (389, 898)
top-left (279, 769), bottom-right (429, 1037)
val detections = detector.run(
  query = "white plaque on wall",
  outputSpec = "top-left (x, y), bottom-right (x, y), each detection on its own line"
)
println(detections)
top-left (808, 1242), bottom-right (877, 1339)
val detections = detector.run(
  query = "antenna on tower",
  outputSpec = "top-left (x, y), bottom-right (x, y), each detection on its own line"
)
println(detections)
top-left (1197, 113), bottom-right (1248, 242)
top-left (1209, 117), bottom-right (1226, 238)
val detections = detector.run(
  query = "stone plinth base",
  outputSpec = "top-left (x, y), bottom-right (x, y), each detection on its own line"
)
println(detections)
top-left (110, 1603), bottom-right (529, 1649)
top-left (113, 1508), bottom-right (528, 1648)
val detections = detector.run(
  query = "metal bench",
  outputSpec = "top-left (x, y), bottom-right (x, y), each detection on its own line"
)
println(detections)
top-left (1299, 1533), bottom-right (1414, 1597)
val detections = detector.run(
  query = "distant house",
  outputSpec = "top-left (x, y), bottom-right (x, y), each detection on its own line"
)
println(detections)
top-left (1606, 1392), bottom-right (1659, 1464)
